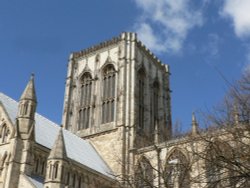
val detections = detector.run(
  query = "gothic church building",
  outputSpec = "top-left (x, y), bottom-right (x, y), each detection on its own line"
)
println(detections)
top-left (0, 32), bottom-right (201, 188)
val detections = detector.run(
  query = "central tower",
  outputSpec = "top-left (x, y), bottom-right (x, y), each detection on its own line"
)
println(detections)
top-left (62, 32), bottom-right (172, 175)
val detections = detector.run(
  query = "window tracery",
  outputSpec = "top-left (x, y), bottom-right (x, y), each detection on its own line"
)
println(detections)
top-left (165, 149), bottom-right (190, 188)
top-left (135, 156), bottom-right (153, 188)
top-left (102, 64), bottom-right (116, 124)
top-left (79, 72), bottom-right (92, 130)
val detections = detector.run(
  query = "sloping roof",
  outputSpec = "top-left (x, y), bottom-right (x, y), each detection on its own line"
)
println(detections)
top-left (26, 175), bottom-right (44, 188)
top-left (0, 92), bottom-right (113, 178)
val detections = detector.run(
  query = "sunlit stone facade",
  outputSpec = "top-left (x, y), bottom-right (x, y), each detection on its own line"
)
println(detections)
top-left (0, 32), bottom-right (228, 188)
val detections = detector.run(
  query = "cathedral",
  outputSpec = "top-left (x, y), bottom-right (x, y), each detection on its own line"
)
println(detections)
top-left (0, 32), bottom-right (246, 188)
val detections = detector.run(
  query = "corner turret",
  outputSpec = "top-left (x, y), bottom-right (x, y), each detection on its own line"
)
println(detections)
top-left (17, 74), bottom-right (37, 139)
top-left (45, 128), bottom-right (68, 188)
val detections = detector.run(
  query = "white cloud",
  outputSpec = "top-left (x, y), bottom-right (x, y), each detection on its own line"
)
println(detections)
top-left (135, 23), bottom-right (166, 52)
top-left (241, 45), bottom-right (250, 73)
top-left (221, 0), bottom-right (250, 38)
top-left (133, 0), bottom-right (203, 54)
top-left (206, 33), bottom-right (221, 57)
top-left (244, 63), bottom-right (250, 73)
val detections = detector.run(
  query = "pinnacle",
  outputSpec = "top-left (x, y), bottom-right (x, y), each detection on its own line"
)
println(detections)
top-left (192, 112), bottom-right (199, 135)
top-left (48, 128), bottom-right (67, 159)
top-left (20, 74), bottom-right (37, 102)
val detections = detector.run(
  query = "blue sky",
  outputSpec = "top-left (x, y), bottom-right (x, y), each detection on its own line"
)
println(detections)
top-left (0, 0), bottom-right (250, 132)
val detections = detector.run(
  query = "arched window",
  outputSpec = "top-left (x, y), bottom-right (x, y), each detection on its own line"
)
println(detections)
top-left (102, 64), bottom-right (116, 124)
top-left (165, 150), bottom-right (190, 188)
top-left (79, 72), bottom-right (92, 130)
top-left (153, 81), bottom-right (159, 127)
top-left (0, 152), bottom-right (7, 176)
top-left (78, 176), bottom-right (82, 188)
top-left (0, 124), bottom-right (10, 143)
top-left (73, 173), bottom-right (76, 187)
top-left (67, 171), bottom-right (70, 185)
top-left (20, 102), bottom-right (28, 116)
top-left (135, 157), bottom-right (153, 188)
top-left (49, 162), bottom-right (52, 179)
top-left (41, 160), bottom-right (45, 175)
top-left (138, 68), bottom-right (145, 130)
top-left (35, 157), bottom-right (40, 173)
top-left (53, 162), bottom-right (59, 179)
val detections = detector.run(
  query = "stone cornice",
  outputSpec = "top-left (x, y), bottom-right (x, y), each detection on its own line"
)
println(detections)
top-left (71, 32), bottom-right (170, 74)
top-left (135, 39), bottom-right (169, 73)
top-left (72, 36), bottom-right (121, 59)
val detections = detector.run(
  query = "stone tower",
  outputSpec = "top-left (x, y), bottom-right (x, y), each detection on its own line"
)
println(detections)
top-left (62, 32), bottom-right (172, 176)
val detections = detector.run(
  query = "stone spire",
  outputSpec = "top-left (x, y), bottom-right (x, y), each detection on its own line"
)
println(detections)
top-left (20, 74), bottom-right (37, 102)
top-left (192, 112), bottom-right (199, 135)
top-left (48, 128), bottom-right (67, 159)
top-left (17, 74), bottom-right (37, 136)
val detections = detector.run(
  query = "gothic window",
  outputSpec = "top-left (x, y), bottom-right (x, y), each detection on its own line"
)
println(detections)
top-left (35, 157), bottom-right (40, 173)
top-left (102, 64), bottom-right (116, 124)
top-left (67, 171), bottom-right (70, 185)
top-left (73, 173), bottom-right (76, 187)
top-left (78, 176), bottom-right (82, 188)
top-left (20, 102), bottom-right (28, 116)
top-left (49, 162), bottom-right (52, 179)
top-left (165, 150), bottom-right (190, 188)
top-left (0, 152), bottom-right (7, 176)
top-left (153, 81), bottom-right (159, 127)
top-left (53, 162), bottom-right (59, 179)
top-left (61, 166), bottom-right (64, 180)
top-left (138, 68), bottom-right (145, 130)
top-left (0, 124), bottom-right (10, 143)
top-left (78, 72), bottom-right (92, 130)
top-left (135, 157), bottom-right (153, 188)
top-left (41, 160), bottom-right (45, 175)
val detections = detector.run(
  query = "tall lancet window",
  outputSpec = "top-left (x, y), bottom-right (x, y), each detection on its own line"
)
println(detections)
top-left (153, 81), bottom-right (159, 127)
top-left (138, 68), bottom-right (145, 130)
top-left (165, 150), bottom-right (190, 188)
top-left (79, 72), bottom-right (92, 130)
top-left (135, 156), bottom-right (153, 188)
top-left (102, 64), bottom-right (116, 124)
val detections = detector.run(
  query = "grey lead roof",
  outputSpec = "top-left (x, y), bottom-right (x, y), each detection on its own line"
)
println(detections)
top-left (0, 92), bottom-right (113, 178)
top-left (27, 175), bottom-right (44, 188)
